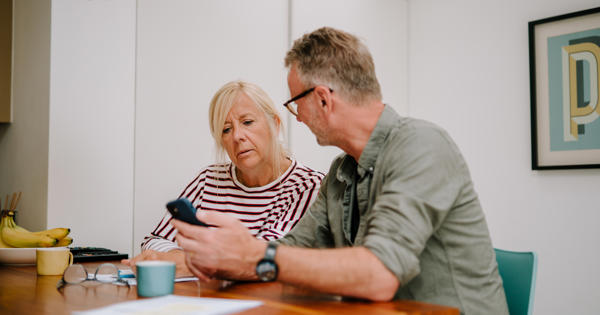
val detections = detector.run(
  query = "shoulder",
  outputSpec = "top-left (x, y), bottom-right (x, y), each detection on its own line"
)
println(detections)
top-left (204, 163), bottom-right (232, 173)
top-left (281, 160), bottom-right (325, 194)
top-left (289, 159), bottom-right (325, 181)
top-left (383, 117), bottom-right (467, 174)
top-left (191, 163), bottom-right (232, 181)
top-left (387, 118), bottom-right (458, 154)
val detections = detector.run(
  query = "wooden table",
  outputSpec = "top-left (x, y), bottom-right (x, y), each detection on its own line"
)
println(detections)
top-left (0, 261), bottom-right (459, 314)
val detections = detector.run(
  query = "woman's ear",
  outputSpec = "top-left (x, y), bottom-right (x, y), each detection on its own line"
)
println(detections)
top-left (273, 114), bottom-right (282, 133)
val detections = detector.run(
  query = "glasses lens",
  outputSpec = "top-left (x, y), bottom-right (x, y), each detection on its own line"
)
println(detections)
top-left (95, 263), bottom-right (119, 283)
top-left (288, 102), bottom-right (298, 116)
top-left (63, 264), bottom-right (88, 284)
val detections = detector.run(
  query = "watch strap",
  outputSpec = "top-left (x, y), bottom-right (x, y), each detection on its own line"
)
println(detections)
top-left (256, 242), bottom-right (279, 282)
top-left (263, 241), bottom-right (278, 261)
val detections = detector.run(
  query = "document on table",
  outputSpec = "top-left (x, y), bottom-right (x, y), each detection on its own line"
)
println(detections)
top-left (72, 295), bottom-right (262, 315)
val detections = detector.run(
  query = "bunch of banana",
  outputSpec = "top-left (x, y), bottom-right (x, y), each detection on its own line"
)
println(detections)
top-left (0, 210), bottom-right (72, 248)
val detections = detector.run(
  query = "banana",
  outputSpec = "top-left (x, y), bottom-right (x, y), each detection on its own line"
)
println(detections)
top-left (1, 211), bottom-right (18, 230)
top-left (0, 211), bottom-right (60, 248)
top-left (11, 220), bottom-right (70, 240)
top-left (1, 226), bottom-right (58, 247)
top-left (0, 237), bottom-right (13, 248)
top-left (55, 236), bottom-right (73, 247)
top-left (0, 219), bottom-right (14, 248)
top-left (0, 214), bottom-right (14, 248)
top-left (33, 228), bottom-right (70, 240)
top-left (12, 223), bottom-right (30, 233)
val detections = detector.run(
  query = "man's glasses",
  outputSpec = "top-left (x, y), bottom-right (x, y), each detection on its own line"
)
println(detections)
top-left (283, 87), bottom-right (333, 116)
top-left (57, 263), bottom-right (129, 290)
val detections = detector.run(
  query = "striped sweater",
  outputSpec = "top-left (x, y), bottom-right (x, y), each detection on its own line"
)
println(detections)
top-left (141, 159), bottom-right (324, 252)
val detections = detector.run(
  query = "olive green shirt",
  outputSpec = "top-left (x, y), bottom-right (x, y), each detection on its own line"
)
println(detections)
top-left (279, 105), bottom-right (508, 314)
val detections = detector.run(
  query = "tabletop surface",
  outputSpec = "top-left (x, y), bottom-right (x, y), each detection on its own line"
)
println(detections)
top-left (0, 261), bottom-right (460, 314)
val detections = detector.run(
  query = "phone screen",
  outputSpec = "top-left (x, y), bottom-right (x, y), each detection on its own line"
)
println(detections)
top-left (166, 198), bottom-right (208, 227)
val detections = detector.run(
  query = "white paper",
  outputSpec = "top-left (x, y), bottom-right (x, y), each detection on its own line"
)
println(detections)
top-left (72, 295), bottom-right (262, 315)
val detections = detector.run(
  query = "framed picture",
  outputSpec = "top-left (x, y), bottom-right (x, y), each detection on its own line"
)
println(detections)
top-left (529, 6), bottom-right (600, 169)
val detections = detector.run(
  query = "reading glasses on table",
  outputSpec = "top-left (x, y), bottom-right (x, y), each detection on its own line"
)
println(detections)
top-left (56, 263), bottom-right (129, 290)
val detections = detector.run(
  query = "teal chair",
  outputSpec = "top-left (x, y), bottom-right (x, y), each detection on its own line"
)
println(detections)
top-left (494, 248), bottom-right (538, 315)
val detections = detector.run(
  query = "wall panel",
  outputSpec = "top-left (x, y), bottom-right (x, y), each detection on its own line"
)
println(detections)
top-left (48, 0), bottom-right (136, 254)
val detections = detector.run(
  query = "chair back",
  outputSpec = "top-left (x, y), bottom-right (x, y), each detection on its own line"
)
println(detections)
top-left (494, 248), bottom-right (538, 315)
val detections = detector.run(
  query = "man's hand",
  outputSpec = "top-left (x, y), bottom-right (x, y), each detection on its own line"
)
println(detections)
top-left (171, 211), bottom-right (266, 282)
top-left (121, 249), bottom-right (192, 277)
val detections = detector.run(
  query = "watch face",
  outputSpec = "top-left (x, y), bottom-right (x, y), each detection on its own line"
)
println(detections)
top-left (257, 260), bottom-right (277, 282)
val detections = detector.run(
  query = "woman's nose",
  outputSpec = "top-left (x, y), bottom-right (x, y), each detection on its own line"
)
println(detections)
top-left (232, 127), bottom-right (246, 141)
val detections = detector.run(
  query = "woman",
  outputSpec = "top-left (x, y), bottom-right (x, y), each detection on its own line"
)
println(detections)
top-left (123, 81), bottom-right (324, 276)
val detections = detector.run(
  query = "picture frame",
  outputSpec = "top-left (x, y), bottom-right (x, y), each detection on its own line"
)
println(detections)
top-left (529, 6), bottom-right (600, 170)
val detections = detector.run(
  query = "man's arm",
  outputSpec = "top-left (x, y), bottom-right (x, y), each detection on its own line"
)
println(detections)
top-left (276, 245), bottom-right (400, 301)
top-left (172, 212), bottom-right (399, 301)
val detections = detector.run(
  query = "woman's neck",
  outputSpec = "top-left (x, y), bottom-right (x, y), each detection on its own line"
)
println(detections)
top-left (236, 156), bottom-right (292, 187)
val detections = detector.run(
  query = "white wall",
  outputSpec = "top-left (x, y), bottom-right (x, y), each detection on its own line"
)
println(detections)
top-left (47, 0), bottom-right (136, 255)
top-left (408, 0), bottom-right (600, 314)
top-left (0, 0), bottom-right (50, 231)
top-left (133, 0), bottom-right (289, 254)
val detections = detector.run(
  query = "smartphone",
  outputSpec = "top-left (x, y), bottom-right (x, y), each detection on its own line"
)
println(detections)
top-left (166, 198), bottom-right (209, 227)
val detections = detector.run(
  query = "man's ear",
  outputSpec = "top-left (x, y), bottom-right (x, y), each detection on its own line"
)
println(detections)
top-left (315, 86), bottom-right (333, 113)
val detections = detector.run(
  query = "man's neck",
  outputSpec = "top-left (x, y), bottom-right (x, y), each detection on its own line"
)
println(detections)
top-left (333, 101), bottom-right (385, 162)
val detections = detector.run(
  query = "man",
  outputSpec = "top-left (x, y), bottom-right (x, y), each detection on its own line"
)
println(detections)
top-left (172, 27), bottom-right (509, 314)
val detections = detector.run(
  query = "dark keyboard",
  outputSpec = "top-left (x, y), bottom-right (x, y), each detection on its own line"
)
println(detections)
top-left (70, 247), bottom-right (129, 263)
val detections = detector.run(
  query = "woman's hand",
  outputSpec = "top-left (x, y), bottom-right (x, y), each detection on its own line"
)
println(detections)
top-left (172, 211), bottom-right (266, 282)
top-left (121, 249), bottom-right (193, 277)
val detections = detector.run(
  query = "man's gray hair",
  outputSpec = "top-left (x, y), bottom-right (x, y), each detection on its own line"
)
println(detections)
top-left (285, 27), bottom-right (382, 105)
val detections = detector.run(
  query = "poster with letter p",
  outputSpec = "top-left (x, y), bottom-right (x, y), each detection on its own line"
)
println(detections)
top-left (530, 6), bottom-right (600, 169)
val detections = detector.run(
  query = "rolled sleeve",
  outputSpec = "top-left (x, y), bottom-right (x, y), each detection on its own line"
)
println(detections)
top-left (142, 236), bottom-right (182, 252)
top-left (362, 125), bottom-right (465, 285)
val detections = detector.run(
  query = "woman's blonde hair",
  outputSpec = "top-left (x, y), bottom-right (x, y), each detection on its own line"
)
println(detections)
top-left (208, 80), bottom-right (287, 176)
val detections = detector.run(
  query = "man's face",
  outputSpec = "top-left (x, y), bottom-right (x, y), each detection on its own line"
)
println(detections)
top-left (286, 67), bottom-right (330, 146)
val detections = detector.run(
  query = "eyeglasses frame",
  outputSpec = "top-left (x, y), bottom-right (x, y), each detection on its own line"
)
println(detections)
top-left (56, 263), bottom-right (129, 291)
top-left (283, 86), bottom-right (333, 116)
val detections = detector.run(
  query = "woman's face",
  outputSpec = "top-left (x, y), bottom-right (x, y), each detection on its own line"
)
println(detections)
top-left (221, 93), bottom-right (276, 180)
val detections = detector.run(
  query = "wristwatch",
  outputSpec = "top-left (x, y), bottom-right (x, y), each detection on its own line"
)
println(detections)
top-left (256, 242), bottom-right (279, 282)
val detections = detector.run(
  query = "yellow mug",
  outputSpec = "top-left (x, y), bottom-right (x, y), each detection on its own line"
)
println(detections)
top-left (36, 247), bottom-right (73, 276)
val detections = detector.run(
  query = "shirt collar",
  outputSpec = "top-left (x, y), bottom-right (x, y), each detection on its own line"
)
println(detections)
top-left (336, 104), bottom-right (397, 181)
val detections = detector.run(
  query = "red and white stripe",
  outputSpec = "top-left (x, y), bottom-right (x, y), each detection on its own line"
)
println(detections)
top-left (142, 159), bottom-right (324, 252)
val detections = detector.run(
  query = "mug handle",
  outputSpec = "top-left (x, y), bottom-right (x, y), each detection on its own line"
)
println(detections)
top-left (67, 251), bottom-right (73, 266)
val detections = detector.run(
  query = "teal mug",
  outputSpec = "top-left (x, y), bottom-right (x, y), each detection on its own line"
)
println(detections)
top-left (135, 261), bottom-right (176, 297)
